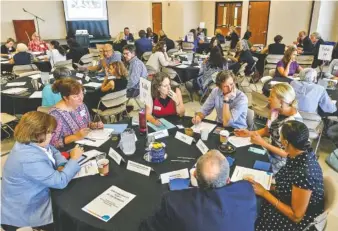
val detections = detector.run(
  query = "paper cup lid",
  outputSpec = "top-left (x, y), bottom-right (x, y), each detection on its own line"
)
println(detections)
top-left (220, 130), bottom-right (230, 136)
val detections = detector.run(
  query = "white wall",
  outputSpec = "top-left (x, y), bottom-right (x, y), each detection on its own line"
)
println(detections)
top-left (162, 1), bottom-right (184, 40)
top-left (183, 1), bottom-right (203, 36)
top-left (1, 0), bottom-right (67, 41)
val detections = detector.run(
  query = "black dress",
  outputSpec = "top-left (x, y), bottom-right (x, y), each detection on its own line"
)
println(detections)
top-left (268, 43), bottom-right (286, 55)
top-left (255, 149), bottom-right (324, 231)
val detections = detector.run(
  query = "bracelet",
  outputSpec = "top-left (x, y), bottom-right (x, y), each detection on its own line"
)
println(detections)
top-left (275, 199), bottom-right (280, 208)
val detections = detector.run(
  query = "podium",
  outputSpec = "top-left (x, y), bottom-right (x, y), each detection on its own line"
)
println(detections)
top-left (75, 34), bottom-right (90, 49)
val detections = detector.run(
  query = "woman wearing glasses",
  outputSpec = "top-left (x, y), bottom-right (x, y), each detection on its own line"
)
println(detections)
top-left (146, 72), bottom-right (185, 126)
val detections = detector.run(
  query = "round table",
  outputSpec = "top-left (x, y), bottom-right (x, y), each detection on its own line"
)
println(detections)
top-left (1, 61), bottom-right (52, 73)
top-left (52, 116), bottom-right (270, 231)
top-left (0, 72), bottom-right (102, 115)
top-left (170, 65), bottom-right (200, 82)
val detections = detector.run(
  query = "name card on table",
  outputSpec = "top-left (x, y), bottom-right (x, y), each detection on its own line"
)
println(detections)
top-left (148, 129), bottom-right (169, 139)
top-left (160, 168), bottom-right (190, 184)
top-left (76, 73), bottom-right (84, 78)
top-left (196, 139), bottom-right (209, 155)
top-left (85, 76), bottom-right (91, 82)
top-left (318, 45), bottom-right (334, 61)
top-left (126, 160), bottom-right (151, 176)
top-left (108, 148), bottom-right (125, 165)
top-left (175, 131), bottom-right (193, 145)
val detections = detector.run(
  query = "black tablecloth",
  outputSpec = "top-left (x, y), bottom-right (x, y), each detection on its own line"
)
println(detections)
top-left (0, 72), bottom-right (102, 115)
top-left (1, 61), bottom-right (52, 73)
top-left (52, 116), bottom-right (270, 231)
top-left (170, 66), bottom-right (200, 82)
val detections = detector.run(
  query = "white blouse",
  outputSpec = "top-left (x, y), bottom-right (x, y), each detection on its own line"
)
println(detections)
top-left (47, 49), bottom-right (66, 66)
top-left (146, 51), bottom-right (170, 72)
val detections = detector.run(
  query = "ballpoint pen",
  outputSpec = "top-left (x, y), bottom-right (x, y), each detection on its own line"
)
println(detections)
top-left (84, 137), bottom-right (96, 142)
top-left (171, 160), bottom-right (190, 163)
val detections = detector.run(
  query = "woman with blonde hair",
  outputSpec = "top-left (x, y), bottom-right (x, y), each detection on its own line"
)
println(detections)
top-left (235, 83), bottom-right (302, 174)
top-left (1, 111), bottom-right (83, 230)
top-left (275, 46), bottom-right (303, 77)
top-left (225, 26), bottom-right (239, 49)
top-left (113, 32), bottom-right (127, 52)
top-left (214, 28), bottom-right (225, 44)
top-left (101, 61), bottom-right (128, 93)
top-left (9, 43), bottom-right (33, 65)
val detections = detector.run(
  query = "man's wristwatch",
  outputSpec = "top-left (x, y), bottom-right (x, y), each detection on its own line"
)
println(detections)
top-left (223, 99), bottom-right (231, 104)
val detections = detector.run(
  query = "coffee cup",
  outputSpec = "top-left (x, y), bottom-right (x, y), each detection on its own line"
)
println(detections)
top-left (220, 130), bottom-right (230, 143)
top-left (97, 159), bottom-right (109, 176)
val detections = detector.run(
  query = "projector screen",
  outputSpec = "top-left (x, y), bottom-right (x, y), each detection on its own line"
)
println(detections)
top-left (64, 0), bottom-right (107, 21)
top-left (63, 0), bottom-right (110, 39)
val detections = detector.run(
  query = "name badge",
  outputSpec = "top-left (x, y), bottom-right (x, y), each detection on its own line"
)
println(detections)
top-left (175, 131), bottom-right (193, 145)
top-left (80, 109), bottom-right (86, 117)
top-left (108, 148), bottom-right (125, 165)
top-left (148, 130), bottom-right (169, 139)
top-left (154, 106), bottom-right (161, 111)
top-left (196, 139), bottom-right (209, 154)
top-left (126, 160), bottom-right (151, 176)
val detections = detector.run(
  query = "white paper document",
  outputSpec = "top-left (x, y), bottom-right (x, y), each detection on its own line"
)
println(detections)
top-left (228, 136), bottom-right (252, 147)
top-left (126, 160), bottom-right (151, 176)
top-left (175, 131), bottom-right (194, 145)
top-left (78, 149), bottom-right (102, 165)
top-left (2, 88), bottom-right (28, 95)
top-left (196, 139), bottom-right (209, 154)
top-left (28, 74), bottom-right (41, 79)
top-left (82, 186), bottom-right (136, 222)
top-left (160, 168), bottom-right (189, 184)
top-left (76, 137), bottom-right (110, 147)
top-left (86, 128), bottom-right (114, 140)
top-left (148, 129), bottom-right (169, 139)
top-left (74, 160), bottom-right (99, 179)
top-left (176, 64), bottom-right (189, 68)
top-left (29, 91), bottom-right (42, 98)
top-left (191, 122), bottom-right (216, 134)
top-left (6, 82), bottom-right (26, 87)
top-left (231, 166), bottom-right (272, 190)
top-left (83, 82), bottom-right (102, 88)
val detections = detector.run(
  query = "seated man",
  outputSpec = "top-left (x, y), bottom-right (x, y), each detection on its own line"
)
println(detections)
top-left (192, 70), bottom-right (248, 129)
top-left (123, 27), bottom-right (134, 42)
top-left (291, 68), bottom-right (337, 114)
top-left (87, 44), bottom-right (121, 72)
top-left (139, 149), bottom-right (257, 231)
top-left (1, 38), bottom-right (15, 56)
top-left (135, 30), bottom-right (153, 58)
top-left (309, 32), bottom-right (325, 68)
top-left (295, 31), bottom-right (314, 53)
top-left (122, 45), bottom-right (148, 98)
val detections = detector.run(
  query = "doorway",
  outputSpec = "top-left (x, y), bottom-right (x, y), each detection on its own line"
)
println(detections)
top-left (247, 1), bottom-right (270, 45)
top-left (215, 2), bottom-right (243, 37)
top-left (152, 3), bottom-right (162, 34)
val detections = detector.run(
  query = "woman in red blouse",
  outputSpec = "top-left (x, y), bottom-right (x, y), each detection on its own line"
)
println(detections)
top-left (146, 72), bottom-right (185, 126)
top-left (28, 32), bottom-right (48, 52)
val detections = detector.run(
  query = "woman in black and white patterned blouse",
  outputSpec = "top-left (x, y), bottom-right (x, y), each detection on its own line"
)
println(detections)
top-left (247, 120), bottom-right (324, 231)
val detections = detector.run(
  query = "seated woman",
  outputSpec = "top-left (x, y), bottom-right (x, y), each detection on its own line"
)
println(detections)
top-left (241, 31), bottom-right (253, 51)
top-left (186, 46), bottom-right (227, 93)
top-left (225, 26), bottom-right (240, 50)
top-left (275, 46), bottom-right (303, 77)
top-left (207, 37), bottom-right (224, 56)
top-left (1, 111), bottom-right (83, 231)
top-left (1, 38), bottom-right (15, 56)
top-left (42, 67), bottom-right (72, 107)
top-left (9, 43), bottom-right (33, 65)
top-left (113, 32), bottom-right (128, 53)
top-left (146, 72), bottom-right (185, 126)
top-left (146, 41), bottom-right (177, 73)
top-left (158, 30), bottom-right (175, 51)
top-left (235, 83), bottom-right (302, 174)
top-left (214, 28), bottom-right (225, 44)
top-left (261, 35), bottom-right (286, 55)
top-left (192, 70), bottom-right (248, 128)
top-left (184, 29), bottom-right (204, 52)
top-left (228, 41), bottom-right (255, 76)
top-left (28, 32), bottom-right (48, 52)
top-left (248, 120), bottom-right (324, 231)
top-left (49, 78), bottom-right (104, 148)
top-left (45, 40), bottom-right (66, 66)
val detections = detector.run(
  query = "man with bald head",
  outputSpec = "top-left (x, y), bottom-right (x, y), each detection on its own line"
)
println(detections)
top-left (87, 44), bottom-right (121, 71)
top-left (140, 150), bottom-right (257, 231)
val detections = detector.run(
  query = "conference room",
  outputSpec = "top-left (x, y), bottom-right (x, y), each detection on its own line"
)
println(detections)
top-left (1, 0), bottom-right (338, 231)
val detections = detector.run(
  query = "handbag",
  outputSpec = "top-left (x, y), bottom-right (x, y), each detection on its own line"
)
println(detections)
top-left (326, 149), bottom-right (338, 172)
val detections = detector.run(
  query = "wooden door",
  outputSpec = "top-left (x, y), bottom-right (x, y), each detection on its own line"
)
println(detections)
top-left (13, 20), bottom-right (36, 45)
top-left (215, 2), bottom-right (242, 37)
top-left (248, 1), bottom-right (270, 45)
top-left (152, 3), bottom-right (162, 34)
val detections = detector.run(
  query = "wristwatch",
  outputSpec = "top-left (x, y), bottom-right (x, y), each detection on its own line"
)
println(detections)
top-left (223, 99), bottom-right (231, 104)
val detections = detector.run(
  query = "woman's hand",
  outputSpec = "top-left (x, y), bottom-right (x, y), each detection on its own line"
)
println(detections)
top-left (57, 166), bottom-right (64, 172)
top-left (234, 129), bottom-right (251, 137)
top-left (154, 120), bottom-right (162, 126)
top-left (245, 177), bottom-right (267, 197)
top-left (90, 121), bottom-right (104, 129)
top-left (75, 128), bottom-right (91, 139)
top-left (70, 145), bottom-right (84, 161)
top-left (168, 90), bottom-right (179, 105)
top-left (250, 132), bottom-right (266, 146)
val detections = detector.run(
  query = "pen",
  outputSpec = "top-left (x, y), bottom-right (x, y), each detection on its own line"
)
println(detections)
top-left (171, 160), bottom-right (190, 163)
top-left (177, 157), bottom-right (195, 160)
top-left (84, 137), bottom-right (96, 142)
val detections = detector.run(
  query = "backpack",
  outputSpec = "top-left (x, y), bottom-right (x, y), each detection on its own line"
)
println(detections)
top-left (326, 149), bottom-right (338, 172)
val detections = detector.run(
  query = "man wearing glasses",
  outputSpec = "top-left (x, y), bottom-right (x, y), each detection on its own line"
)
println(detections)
top-left (87, 44), bottom-right (121, 71)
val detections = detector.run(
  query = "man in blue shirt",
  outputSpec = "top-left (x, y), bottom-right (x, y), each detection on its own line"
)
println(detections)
top-left (123, 27), bottom-right (134, 42)
top-left (123, 44), bottom-right (148, 98)
top-left (135, 30), bottom-right (152, 58)
top-left (139, 150), bottom-right (257, 231)
top-left (291, 68), bottom-right (337, 114)
top-left (193, 70), bottom-right (248, 128)
top-left (87, 44), bottom-right (121, 71)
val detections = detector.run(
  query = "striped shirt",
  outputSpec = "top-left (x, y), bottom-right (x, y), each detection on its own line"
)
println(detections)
top-left (126, 56), bottom-right (148, 90)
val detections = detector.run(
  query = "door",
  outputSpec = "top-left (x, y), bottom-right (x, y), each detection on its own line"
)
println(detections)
top-left (215, 2), bottom-right (242, 37)
top-left (13, 20), bottom-right (36, 45)
top-left (248, 1), bottom-right (270, 45)
top-left (152, 3), bottom-right (162, 34)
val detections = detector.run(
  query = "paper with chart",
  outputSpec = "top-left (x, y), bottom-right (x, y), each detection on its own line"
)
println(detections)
top-left (2, 88), bottom-right (28, 95)
top-left (6, 82), bottom-right (26, 87)
top-left (147, 118), bottom-right (176, 131)
top-left (228, 136), bottom-right (252, 147)
top-left (29, 91), bottom-right (42, 98)
top-left (82, 186), bottom-right (136, 222)
top-left (74, 160), bottom-right (99, 179)
top-left (191, 122), bottom-right (216, 134)
top-left (231, 166), bottom-right (272, 190)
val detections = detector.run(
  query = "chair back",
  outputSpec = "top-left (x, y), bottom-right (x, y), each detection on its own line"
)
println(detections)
top-left (146, 65), bottom-right (157, 75)
top-left (296, 55), bottom-right (314, 67)
top-left (0, 113), bottom-right (17, 124)
top-left (37, 106), bottom-right (52, 114)
top-left (80, 53), bottom-right (94, 66)
top-left (182, 42), bottom-right (195, 51)
top-left (13, 64), bottom-right (40, 78)
top-left (89, 48), bottom-right (101, 60)
top-left (251, 91), bottom-right (270, 118)
top-left (101, 89), bottom-right (128, 108)
top-left (237, 63), bottom-right (248, 77)
top-left (54, 60), bottom-right (73, 70)
top-left (167, 48), bottom-right (179, 56)
top-left (264, 54), bottom-right (283, 70)
top-left (162, 67), bottom-right (178, 80)
top-left (247, 108), bottom-right (255, 130)
top-left (142, 51), bottom-right (152, 62)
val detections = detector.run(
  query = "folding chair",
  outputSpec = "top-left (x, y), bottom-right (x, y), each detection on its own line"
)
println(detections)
top-left (1, 113), bottom-right (17, 138)
top-left (197, 72), bottom-right (218, 105)
top-left (296, 55), bottom-right (314, 68)
top-left (142, 52), bottom-right (152, 62)
top-left (167, 48), bottom-right (179, 57)
top-left (12, 64), bottom-right (40, 78)
top-left (302, 176), bottom-right (338, 231)
top-left (37, 106), bottom-right (52, 114)
top-left (264, 54), bottom-right (283, 73)
top-left (247, 108), bottom-right (255, 131)
top-left (238, 61), bottom-right (259, 93)
top-left (299, 111), bottom-right (324, 157)
top-left (182, 42), bottom-right (195, 52)
top-left (92, 89), bottom-right (130, 123)
top-left (146, 65), bottom-right (157, 81)
top-left (251, 91), bottom-right (270, 127)
top-left (53, 60), bottom-right (74, 70)
top-left (79, 54), bottom-right (94, 67)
